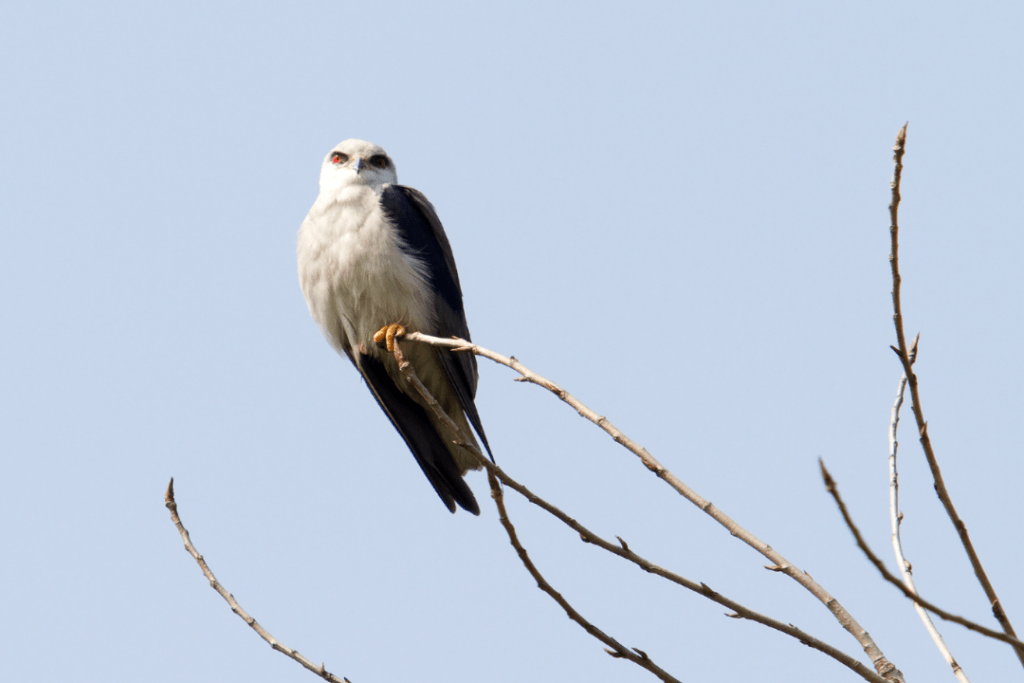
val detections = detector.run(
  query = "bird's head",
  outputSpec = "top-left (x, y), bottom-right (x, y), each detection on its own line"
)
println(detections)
top-left (319, 139), bottom-right (397, 193)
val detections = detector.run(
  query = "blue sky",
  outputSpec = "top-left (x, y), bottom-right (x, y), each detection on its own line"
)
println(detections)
top-left (2, 2), bottom-right (1022, 681)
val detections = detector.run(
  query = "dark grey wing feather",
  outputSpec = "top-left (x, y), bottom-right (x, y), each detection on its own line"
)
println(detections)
top-left (356, 352), bottom-right (480, 515)
top-left (379, 185), bottom-right (492, 458)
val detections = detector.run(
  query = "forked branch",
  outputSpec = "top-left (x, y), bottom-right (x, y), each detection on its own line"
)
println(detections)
top-left (390, 343), bottom-right (682, 682)
top-left (394, 338), bottom-right (897, 683)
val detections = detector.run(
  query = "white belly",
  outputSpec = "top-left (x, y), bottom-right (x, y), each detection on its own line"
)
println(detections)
top-left (298, 184), bottom-right (433, 355)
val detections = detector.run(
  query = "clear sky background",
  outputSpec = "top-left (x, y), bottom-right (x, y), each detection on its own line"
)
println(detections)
top-left (2, 2), bottom-right (1022, 681)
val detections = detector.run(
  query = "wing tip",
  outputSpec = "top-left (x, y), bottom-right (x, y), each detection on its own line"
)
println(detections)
top-left (435, 476), bottom-right (480, 515)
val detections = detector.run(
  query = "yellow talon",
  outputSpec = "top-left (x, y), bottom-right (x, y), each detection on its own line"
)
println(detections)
top-left (373, 323), bottom-right (406, 353)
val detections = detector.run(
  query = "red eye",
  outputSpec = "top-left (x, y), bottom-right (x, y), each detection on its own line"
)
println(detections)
top-left (370, 155), bottom-right (388, 169)
top-left (331, 152), bottom-right (348, 164)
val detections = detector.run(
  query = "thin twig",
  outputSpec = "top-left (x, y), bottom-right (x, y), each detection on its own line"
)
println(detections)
top-left (887, 124), bottom-right (1024, 667)
top-left (889, 357), bottom-right (971, 683)
top-left (400, 331), bottom-right (904, 683)
top-left (391, 341), bottom-right (892, 683)
top-left (823, 452), bottom-right (1019, 650)
top-left (164, 479), bottom-right (352, 683)
top-left (486, 467), bottom-right (683, 683)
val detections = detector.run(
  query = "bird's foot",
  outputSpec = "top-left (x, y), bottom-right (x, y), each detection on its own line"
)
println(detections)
top-left (373, 323), bottom-right (406, 353)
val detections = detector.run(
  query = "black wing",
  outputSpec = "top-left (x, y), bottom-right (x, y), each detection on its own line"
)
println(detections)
top-left (356, 352), bottom-right (480, 515)
top-left (379, 185), bottom-right (492, 458)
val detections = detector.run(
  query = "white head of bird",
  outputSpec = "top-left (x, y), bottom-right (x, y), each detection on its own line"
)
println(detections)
top-left (318, 139), bottom-right (398, 193)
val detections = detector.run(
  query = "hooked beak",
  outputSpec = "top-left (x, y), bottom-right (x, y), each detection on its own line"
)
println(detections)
top-left (351, 157), bottom-right (365, 173)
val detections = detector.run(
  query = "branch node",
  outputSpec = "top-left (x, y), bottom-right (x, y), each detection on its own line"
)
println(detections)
top-left (908, 334), bottom-right (920, 364)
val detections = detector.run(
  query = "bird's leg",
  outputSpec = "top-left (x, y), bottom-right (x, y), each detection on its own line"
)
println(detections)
top-left (373, 323), bottom-right (406, 353)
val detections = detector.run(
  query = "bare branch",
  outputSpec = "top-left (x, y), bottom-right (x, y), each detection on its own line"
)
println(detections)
top-left (392, 340), bottom-right (893, 683)
top-left (887, 124), bottom-right (1024, 666)
top-left (164, 479), bottom-right (352, 683)
top-left (402, 332), bottom-right (903, 681)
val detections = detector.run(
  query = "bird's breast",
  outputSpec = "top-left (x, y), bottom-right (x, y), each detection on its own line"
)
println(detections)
top-left (298, 186), bottom-right (433, 354)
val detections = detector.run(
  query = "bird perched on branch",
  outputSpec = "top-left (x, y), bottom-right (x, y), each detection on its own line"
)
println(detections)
top-left (297, 139), bottom-right (491, 514)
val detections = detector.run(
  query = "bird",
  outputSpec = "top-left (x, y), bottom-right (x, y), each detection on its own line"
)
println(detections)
top-left (297, 139), bottom-right (491, 514)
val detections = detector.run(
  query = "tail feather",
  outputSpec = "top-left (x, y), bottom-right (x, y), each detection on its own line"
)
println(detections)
top-left (355, 352), bottom-right (480, 515)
